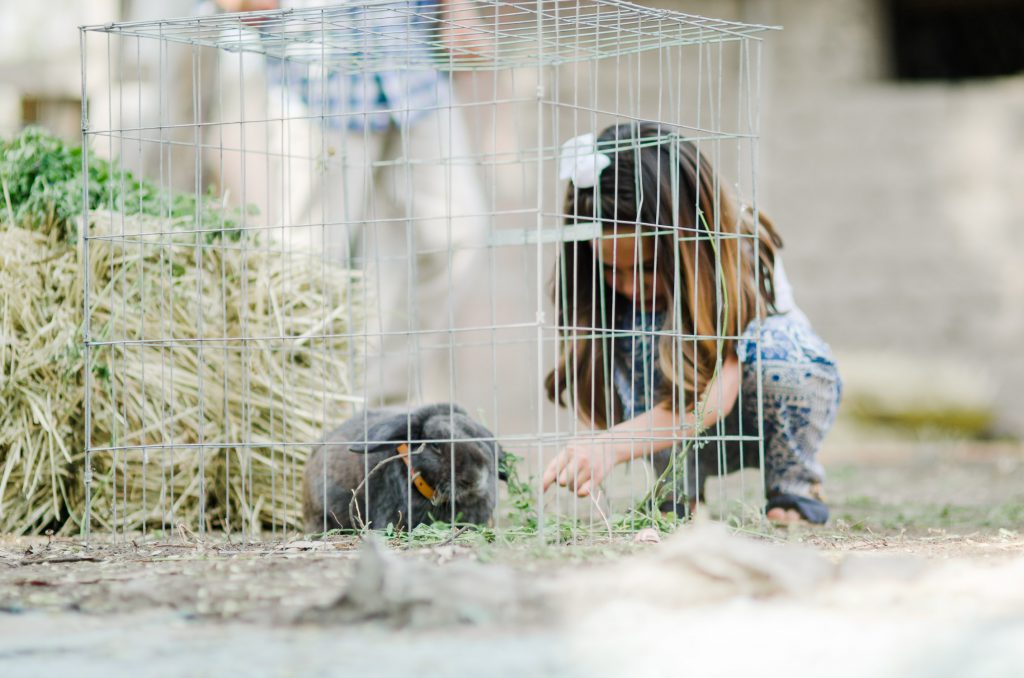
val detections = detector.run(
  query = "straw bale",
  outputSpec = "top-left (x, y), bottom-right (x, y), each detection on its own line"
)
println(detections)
top-left (0, 212), bottom-right (365, 534)
top-left (0, 226), bottom-right (83, 534)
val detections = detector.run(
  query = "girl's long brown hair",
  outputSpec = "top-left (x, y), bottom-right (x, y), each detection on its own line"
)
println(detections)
top-left (545, 123), bottom-right (783, 429)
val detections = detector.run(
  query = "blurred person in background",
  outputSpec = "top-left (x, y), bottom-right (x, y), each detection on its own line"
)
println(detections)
top-left (213, 0), bottom-right (487, 407)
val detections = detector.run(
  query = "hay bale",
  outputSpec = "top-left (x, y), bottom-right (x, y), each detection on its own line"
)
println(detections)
top-left (0, 226), bottom-right (83, 534)
top-left (0, 211), bottom-right (366, 535)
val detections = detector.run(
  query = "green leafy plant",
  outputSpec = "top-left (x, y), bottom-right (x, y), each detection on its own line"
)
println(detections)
top-left (499, 452), bottom-right (538, 531)
top-left (0, 127), bottom-right (249, 242)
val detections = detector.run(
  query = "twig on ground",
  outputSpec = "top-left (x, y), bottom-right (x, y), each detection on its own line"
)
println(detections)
top-left (588, 489), bottom-right (613, 539)
top-left (346, 445), bottom-right (425, 531)
top-left (438, 525), bottom-right (471, 547)
top-left (18, 556), bottom-right (102, 566)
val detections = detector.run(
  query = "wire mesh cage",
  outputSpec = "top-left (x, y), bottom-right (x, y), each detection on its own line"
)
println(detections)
top-left (79, 0), bottom-right (776, 541)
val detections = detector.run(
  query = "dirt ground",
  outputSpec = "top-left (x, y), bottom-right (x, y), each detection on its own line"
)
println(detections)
top-left (2, 441), bottom-right (1023, 677)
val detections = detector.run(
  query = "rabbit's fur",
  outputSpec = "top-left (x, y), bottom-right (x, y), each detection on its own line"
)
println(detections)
top-left (303, 403), bottom-right (507, 532)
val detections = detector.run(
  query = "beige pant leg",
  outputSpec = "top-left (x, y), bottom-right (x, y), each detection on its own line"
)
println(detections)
top-left (213, 64), bottom-right (388, 263)
top-left (212, 82), bottom-right (486, 408)
top-left (365, 104), bottom-right (488, 406)
top-left (275, 118), bottom-right (387, 264)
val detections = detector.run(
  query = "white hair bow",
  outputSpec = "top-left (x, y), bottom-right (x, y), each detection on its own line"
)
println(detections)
top-left (559, 133), bottom-right (611, 189)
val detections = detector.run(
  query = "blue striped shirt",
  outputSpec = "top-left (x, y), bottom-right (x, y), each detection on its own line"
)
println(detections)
top-left (267, 0), bottom-right (449, 132)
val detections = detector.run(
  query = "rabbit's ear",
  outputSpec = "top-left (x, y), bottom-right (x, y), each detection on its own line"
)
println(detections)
top-left (347, 412), bottom-right (420, 454)
top-left (419, 404), bottom-right (478, 444)
top-left (416, 402), bottom-right (469, 419)
top-left (425, 412), bottom-right (506, 477)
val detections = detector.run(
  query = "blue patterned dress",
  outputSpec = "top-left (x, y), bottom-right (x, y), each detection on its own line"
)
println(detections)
top-left (612, 278), bottom-right (842, 522)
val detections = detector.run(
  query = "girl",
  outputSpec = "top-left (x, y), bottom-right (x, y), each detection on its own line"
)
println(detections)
top-left (541, 123), bottom-right (841, 525)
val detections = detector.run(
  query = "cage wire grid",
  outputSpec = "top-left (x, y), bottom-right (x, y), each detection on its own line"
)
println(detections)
top-left (78, 0), bottom-right (776, 542)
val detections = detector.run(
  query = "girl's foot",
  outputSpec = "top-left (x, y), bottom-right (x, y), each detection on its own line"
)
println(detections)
top-left (766, 484), bottom-right (828, 525)
top-left (766, 507), bottom-right (805, 525)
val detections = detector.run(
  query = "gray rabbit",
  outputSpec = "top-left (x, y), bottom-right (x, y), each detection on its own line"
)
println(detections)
top-left (303, 403), bottom-right (508, 533)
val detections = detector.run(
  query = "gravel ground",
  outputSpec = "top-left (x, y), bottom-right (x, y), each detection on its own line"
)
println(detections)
top-left (1, 442), bottom-right (1023, 677)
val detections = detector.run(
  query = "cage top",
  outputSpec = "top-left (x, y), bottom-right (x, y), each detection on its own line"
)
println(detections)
top-left (81, 0), bottom-right (777, 72)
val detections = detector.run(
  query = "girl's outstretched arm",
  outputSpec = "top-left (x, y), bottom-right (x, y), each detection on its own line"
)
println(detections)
top-left (542, 354), bottom-right (741, 497)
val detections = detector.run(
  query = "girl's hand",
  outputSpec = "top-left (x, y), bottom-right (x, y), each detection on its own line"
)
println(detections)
top-left (542, 439), bottom-right (619, 497)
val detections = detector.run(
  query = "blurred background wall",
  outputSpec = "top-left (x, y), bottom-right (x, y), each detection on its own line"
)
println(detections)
top-left (2, 0), bottom-right (1022, 443)
top-left (742, 0), bottom-right (1024, 443)
top-left (0, 2), bottom-right (117, 139)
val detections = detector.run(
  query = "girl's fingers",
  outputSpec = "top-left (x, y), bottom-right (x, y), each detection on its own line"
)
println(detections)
top-left (541, 464), bottom-right (556, 491)
top-left (548, 454), bottom-right (575, 490)
top-left (544, 447), bottom-right (596, 493)
top-left (557, 454), bottom-right (588, 490)
top-left (578, 463), bottom-right (603, 497)
top-left (567, 461), bottom-right (591, 492)
top-left (557, 463), bottom-right (574, 488)
top-left (542, 451), bottom-right (567, 490)
top-left (576, 463), bottom-right (591, 486)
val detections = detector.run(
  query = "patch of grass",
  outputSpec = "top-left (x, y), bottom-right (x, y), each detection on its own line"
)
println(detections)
top-left (0, 127), bottom-right (250, 243)
top-left (300, 449), bottom-right (787, 559)
top-left (843, 395), bottom-right (997, 440)
top-left (309, 452), bottom-right (777, 554)
top-left (499, 452), bottom-right (537, 531)
top-left (842, 495), bottom-right (879, 510)
top-left (834, 494), bottom-right (1024, 534)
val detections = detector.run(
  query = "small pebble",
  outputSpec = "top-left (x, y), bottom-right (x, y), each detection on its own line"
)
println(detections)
top-left (633, 528), bottom-right (661, 544)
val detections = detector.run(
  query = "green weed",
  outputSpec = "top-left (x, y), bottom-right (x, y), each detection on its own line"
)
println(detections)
top-left (1, 127), bottom-right (250, 242)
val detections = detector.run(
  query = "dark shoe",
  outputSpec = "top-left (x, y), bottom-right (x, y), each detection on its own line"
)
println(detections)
top-left (658, 498), bottom-right (693, 519)
top-left (765, 490), bottom-right (829, 525)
